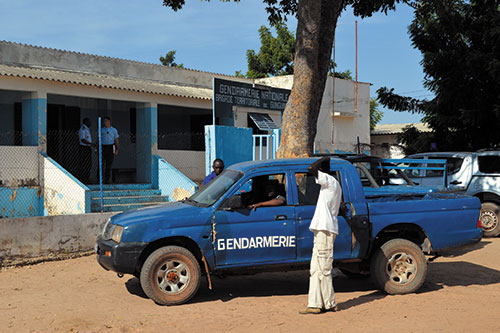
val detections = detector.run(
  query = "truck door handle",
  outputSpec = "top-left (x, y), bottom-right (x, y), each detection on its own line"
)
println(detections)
top-left (450, 180), bottom-right (462, 185)
top-left (275, 215), bottom-right (287, 220)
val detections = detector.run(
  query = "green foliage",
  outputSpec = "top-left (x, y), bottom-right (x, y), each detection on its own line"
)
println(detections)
top-left (397, 125), bottom-right (434, 155)
top-left (378, 0), bottom-right (500, 151)
top-left (370, 98), bottom-right (383, 130)
top-left (329, 63), bottom-right (353, 80)
top-left (245, 22), bottom-right (295, 79)
top-left (159, 50), bottom-right (184, 68)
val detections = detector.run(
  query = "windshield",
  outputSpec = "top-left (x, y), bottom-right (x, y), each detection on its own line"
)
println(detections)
top-left (189, 170), bottom-right (242, 206)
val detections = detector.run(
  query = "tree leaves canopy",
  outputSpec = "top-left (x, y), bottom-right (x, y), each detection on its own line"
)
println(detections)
top-left (246, 22), bottom-right (296, 78)
top-left (378, 0), bottom-right (500, 151)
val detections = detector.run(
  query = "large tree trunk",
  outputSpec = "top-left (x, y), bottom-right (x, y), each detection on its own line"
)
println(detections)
top-left (277, 0), bottom-right (344, 158)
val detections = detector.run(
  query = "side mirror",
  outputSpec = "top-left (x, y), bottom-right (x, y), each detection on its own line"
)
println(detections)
top-left (220, 194), bottom-right (244, 211)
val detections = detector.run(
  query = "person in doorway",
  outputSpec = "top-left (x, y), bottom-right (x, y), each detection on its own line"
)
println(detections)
top-left (299, 157), bottom-right (343, 315)
top-left (203, 159), bottom-right (224, 185)
top-left (78, 118), bottom-right (93, 183)
top-left (101, 116), bottom-right (119, 184)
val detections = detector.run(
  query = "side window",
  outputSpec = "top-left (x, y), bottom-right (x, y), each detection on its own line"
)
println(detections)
top-left (478, 156), bottom-right (500, 174)
top-left (235, 173), bottom-right (288, 206)
top-left (425, 157), bottom-right (464, 177)
top-left (295, 171), bottom-right (342, 205)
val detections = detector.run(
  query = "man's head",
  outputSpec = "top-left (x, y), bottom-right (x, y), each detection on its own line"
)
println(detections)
top-left (319, 158), bottom-right (330, 173)
top-left (83, 118), bottom-right (91, 127)
top-left (103, 116), bottom-right (111, 128)
top-left (213, 159), bottom-right (224, 175)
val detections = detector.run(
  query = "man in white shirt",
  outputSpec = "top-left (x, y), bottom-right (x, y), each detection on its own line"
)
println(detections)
top-left (300, 157), bottom-right (343, 314)
top-left (101, 116), bottom-right (119, 184)
top-left (78, 118), bottom-right (93, 183)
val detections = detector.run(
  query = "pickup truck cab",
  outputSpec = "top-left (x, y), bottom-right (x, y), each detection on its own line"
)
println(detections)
top-left (95, 158), bottom-right (482, 305)
top-left (405, 151), bottom-right (500, 236)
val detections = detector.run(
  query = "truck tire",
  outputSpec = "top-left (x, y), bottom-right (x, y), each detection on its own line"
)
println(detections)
top-left (140, 246), bottom-right (201, 305)
top-left (370, 238), bottom-right (427, 294)
top-left (480, 202), bottom-right (500, 237)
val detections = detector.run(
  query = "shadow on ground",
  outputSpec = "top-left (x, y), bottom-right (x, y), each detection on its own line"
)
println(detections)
top-left (123, 240), bottom-right (500, 306)
top-left (124, 269), bottom-right (377, 305)
top-left (436, 239), bottom-right (491, 258)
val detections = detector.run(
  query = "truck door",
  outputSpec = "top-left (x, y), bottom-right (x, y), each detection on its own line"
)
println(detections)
top-left (293, 169), bottom-right (355, 261)
top-left (213, 171), bottom-right (296, 266)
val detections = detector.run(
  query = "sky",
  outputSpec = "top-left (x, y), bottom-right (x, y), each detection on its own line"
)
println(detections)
top-left (0, 0), bottom-right (429, 124)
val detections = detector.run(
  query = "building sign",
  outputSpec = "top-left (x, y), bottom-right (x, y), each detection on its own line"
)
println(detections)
top-left (213, 78), bottom-right (291, 125)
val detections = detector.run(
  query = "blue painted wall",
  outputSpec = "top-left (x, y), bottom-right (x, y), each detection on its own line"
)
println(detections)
top-left (205, 125), bottom-right (253, 176)
top-left (0, 187), bottom-right (42, 218)
top-left (152, 156), bottom-right (197, 200)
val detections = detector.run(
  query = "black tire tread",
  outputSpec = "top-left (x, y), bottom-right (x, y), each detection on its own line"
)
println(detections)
top-left (481, 202), bottom-right (500, 237)
top-left (140, 245), bottom-right (201, 305)
top-left (370, 238), bottom-right (427, 295)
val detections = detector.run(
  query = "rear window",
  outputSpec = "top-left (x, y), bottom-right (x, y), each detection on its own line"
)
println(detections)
top-left (478, 156), bottom-right (500, 174)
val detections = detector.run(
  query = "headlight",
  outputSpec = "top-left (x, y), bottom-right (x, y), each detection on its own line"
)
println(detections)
top-left (111, 225), bottom-right (124, 243)
top-left (102, 218), bottom-right (112, 238)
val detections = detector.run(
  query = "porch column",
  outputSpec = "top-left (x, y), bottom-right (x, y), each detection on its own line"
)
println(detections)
top-left (22, 91), bottom-right (47, 154)
top-left (136, 102), bottom-right (158, 183)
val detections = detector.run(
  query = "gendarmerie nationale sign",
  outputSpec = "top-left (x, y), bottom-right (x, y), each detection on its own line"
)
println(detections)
top-left (213, 78), bottom-right (290, 118)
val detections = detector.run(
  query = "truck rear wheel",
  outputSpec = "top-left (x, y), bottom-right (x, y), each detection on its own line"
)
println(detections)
top-left (140, 246), bottom-right (201, 305)
top-left (480, 202), bottom-right (500, 237)
top-left (370, 238), bottom-right (427, 294)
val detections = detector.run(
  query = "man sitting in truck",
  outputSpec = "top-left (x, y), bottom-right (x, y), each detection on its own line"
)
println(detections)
top-left (248, 179), bottom-right (286, 210)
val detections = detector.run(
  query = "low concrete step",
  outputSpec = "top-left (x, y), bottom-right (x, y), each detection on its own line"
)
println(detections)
top-left (92, 202), bottom-right (163, 213)
top-left (87, 184), bottom-right (153, 191)
top-left (89, 189), bottom-right (162, 199)
top-left (91, 195), bottom-right (168, 207)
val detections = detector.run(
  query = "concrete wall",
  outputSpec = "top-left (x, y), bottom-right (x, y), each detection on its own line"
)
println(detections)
top-left (0, 146), bottom-right (39, 186)
top-left (0, 41), bottom-right (251, 90)
top-left (0, 212), bottom-right (114, 265)
top-left (256, 76), bottom-right (371, 154)
top-left (157, 149), bottom-right (205, 183)
top-left (205, 125), bottom-right (253, 176)
top-left (43, 156), bottom-right (90, 215)
top-left (371, 134), bottom-right (405, 158)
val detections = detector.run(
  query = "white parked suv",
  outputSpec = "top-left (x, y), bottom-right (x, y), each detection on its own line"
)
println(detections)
top-left (406, 150), bottom-right (500, 237)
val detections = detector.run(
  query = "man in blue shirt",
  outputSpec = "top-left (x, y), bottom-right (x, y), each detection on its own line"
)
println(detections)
top-left (101, 116), bottom-right (119, 184)
top-left (78, 118), bottom-right (93, 183)
top-left (203, 159), bottom-right (224, 185)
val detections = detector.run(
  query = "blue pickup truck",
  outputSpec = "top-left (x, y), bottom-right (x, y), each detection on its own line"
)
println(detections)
top-left (95, 158), bottom-right (482, 305)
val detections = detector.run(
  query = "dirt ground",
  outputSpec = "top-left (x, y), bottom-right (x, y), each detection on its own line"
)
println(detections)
top-left (1, 238), bottom-right (500, 333)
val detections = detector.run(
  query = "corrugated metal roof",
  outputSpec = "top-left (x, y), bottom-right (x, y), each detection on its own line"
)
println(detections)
top-left (0, 64), bottom-right (213, 100)
top-left (371, 123), bottom-right (431, 135)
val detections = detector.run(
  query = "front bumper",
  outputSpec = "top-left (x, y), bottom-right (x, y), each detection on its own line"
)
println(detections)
top-left (95, 235), bottom-right (148, 274)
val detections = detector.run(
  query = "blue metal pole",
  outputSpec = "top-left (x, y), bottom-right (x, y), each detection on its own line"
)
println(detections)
top-left (98, 117), bottom-right (103, 212)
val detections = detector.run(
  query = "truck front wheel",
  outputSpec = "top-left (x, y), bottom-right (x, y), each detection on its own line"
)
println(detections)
top-left (370, 238), bottom-right (427, 294)
top-left (480, 202), bottom-right (500, 237)
top-left (140, 246), bottom-right (201, 305)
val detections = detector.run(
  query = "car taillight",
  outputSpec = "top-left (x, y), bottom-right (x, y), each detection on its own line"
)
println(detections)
top-left (477, 219), bottom-right (482, 229)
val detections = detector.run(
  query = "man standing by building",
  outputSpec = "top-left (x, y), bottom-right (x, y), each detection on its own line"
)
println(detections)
top-left (78, 118), bottom-right (93, 184)
top-left (101, 116), bottom-right (119, 184)
top-left (203, 159), bottom-right (224, 185)
top-left (300, 157), bottom-right (343, 314)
